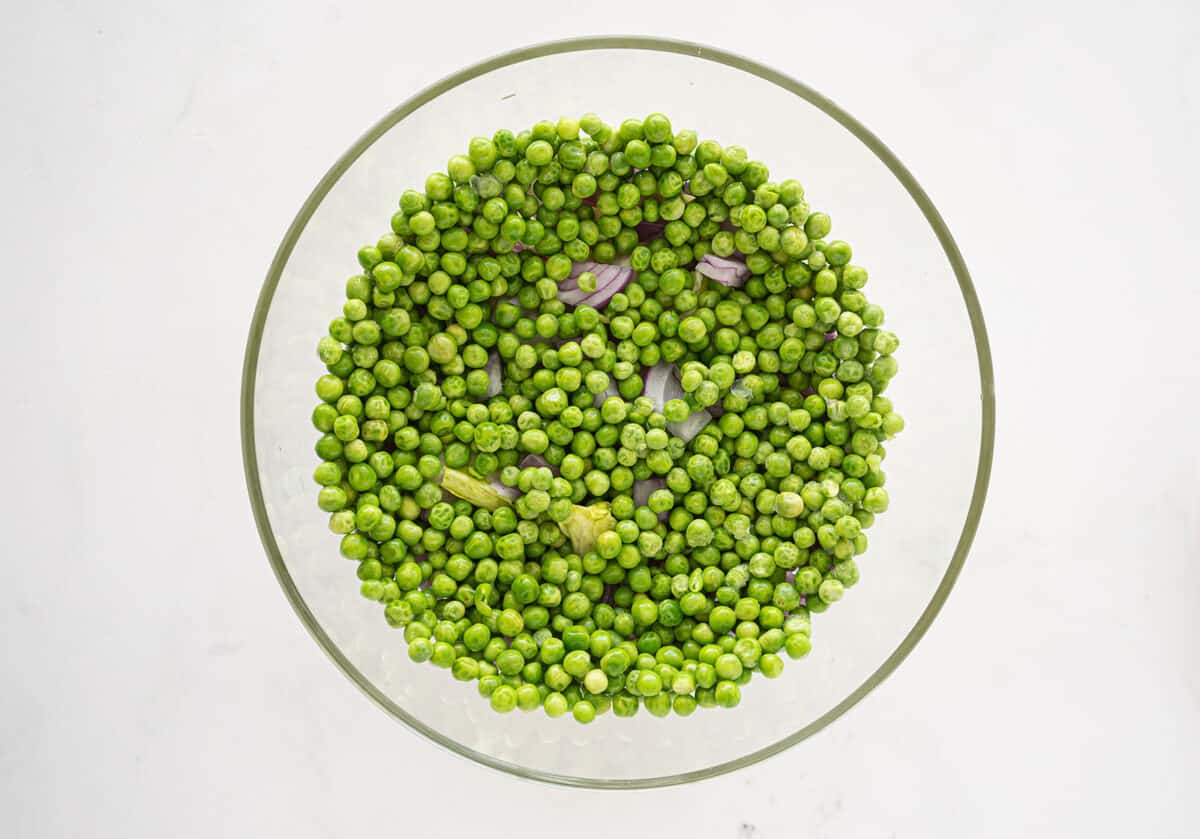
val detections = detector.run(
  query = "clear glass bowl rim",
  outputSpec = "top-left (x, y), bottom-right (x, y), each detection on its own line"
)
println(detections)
top-left (240, 35), bottom-right (996, 789)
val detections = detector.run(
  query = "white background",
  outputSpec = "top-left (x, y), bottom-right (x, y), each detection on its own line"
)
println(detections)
top-left (2, 1), bottom-right (1197, 836)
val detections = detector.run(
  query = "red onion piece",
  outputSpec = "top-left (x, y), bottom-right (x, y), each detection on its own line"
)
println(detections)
top-left (594, 380), bottom-right (622, 407)
top-left (557, 262), bottom-right (623, 298)
top-left (632, 477), bottom-right (666, 508)
top-left (590, 263), bottom-right (621, 288)
top-left (568, 261), bottom-right (599, 279)
top-left (643, 363), bottom-right (678, 404)
top-left (569, 259), bottom-right (628, 280)
top-left (557, 286), bottom-right (593, 305)
top-left (670, 406), bottom-right (713, 442)
top-left (696, 253), bottom-right (750, 287)
top-left (488, 480), bottom-right (521, 502)
top-left (557, 287), bottom-right (590, 305)
top-left (701, 252), bottom-right (747, 271)
top-left (558, 264), bottom-right (634, 307)
top-left (484, 352), bottom-right (503, 398)
top-left (520, 454), bottom-right (550, 470)
top-left (643, 362), bottom-right (713, 442)
top-left (636, 220), bottom-right (666, 242)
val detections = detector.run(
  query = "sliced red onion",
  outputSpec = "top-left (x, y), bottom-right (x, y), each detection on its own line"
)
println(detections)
top-left (568, 260), bottom-right (597, 279)
top-left (558, 262), bottom-right (634, 308)
top-left (488, 479), bottom-right (520, 502)
top-left (590, 264), bottom-right (622, 291)
top-left (696, 253), bottom-right (750, 287)
top-left (632, 477), bottom-right (666, 508)
top-left (572, 260), bottom-right (629, 280)
top-left (484, 352), bottom-right (503, 398)
top-left (636, 220), bottom-right (666, 242)
top-left (594, 380), bottom-right (622, 407)
top-left (669, 407), bottom-right (713, 442)
top-left (520, 454), bottom-right (550, 470)
top-left (561, 259), bottom-right (623, 293)
top-left (560, 257), bottom-right (633, 294)
top-left (643, 362), bottom-right (713, 442)
top-left (556, 286), bottom-right (591, 306)
top-left (643, 363), bottom-right (678, 404)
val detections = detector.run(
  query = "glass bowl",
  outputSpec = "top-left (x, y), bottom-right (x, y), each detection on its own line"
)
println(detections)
top-left (241, 36), bottom-right (995, 788)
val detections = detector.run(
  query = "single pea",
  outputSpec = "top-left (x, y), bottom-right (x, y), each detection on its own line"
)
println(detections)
top-left (714, 680), bottom-right (741, 708)
top-left (543, 691), bottom-right (569, 718)
top-left (583, 669), bottom-right (609, 694)
top-left (785, 633), bottom-right (812, 659)
top-left (572, 699), bottom-right (596, 724)
top-left (489, 685), bottom-right (518, 713)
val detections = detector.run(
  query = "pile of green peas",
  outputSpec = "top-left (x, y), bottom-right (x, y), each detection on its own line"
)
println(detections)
top-left (312, 113), bottom-right (903, 723)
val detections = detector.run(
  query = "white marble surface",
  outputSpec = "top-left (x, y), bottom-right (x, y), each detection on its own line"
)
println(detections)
top-left (2, 2), bottom-right (1197, 836)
